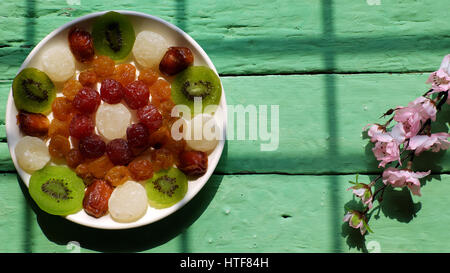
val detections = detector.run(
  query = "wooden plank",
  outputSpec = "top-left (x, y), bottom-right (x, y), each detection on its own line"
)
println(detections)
top-left (1, 0), bottom-right (449, 78)
top-left (1, 73), bottom-right (449, 174)
top-left (1, 172), bottom-right (449, 253)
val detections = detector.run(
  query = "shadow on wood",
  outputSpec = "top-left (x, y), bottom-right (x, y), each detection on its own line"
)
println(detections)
top-left (17, 173), bottom-right (224, 252)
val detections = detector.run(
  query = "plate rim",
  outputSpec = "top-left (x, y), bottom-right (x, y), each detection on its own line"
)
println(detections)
top-left (5, 10), bottom-right (227, 230)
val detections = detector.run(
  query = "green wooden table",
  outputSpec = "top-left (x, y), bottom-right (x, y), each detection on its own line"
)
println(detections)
top-left (1, 0), bottom-right (450, 253)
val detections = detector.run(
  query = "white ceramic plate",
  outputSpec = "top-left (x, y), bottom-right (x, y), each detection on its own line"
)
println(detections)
top-left (5, 10), bottom-right (227, 230)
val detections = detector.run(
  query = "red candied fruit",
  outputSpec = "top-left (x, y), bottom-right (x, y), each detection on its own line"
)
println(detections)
top-left (72, 87), bottom-right (101, 114)
top-left (159, 47), bottom-right (194, 76)
top-left (69, 114), bottom-right (94, 139)
top-left (100, 79), bottom-right (124, 104)
top-left (137, 104), bottom-right (163, 133)
top-left (66, 148), bottom-right (84, 169)
top-left (83, 179), bottom-right (114, 218)
top-left (106, 139), bottom-right (133, 166)
top-left (126, 123), bottom-right (149, 149)
top-left (68, 26), bottom-right (95, 63)
top-left (79, 134), bottom-right (106, 159)
top-left (123, 80), bottom-right (149, 109)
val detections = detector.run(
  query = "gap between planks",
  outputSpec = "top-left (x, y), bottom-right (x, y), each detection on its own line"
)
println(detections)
top-left (0, 70), bottom-right (434, 82)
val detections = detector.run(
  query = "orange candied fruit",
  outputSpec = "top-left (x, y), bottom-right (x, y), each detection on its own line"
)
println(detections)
top-left (105, 166), bottom-right (132, 187)
top-left (151, 147), bottom-right (174, 173)
top-left (128, 158), bottom-right (154, 181)
top-left (52, 97), bottom-right (75, 121)
top-left (112, 63), bottom-right (136, 86)
top-left (149, 125), bottom-right (170, 148)
top-left (138, 68), bottom-right (159, 87)
top-left (79, 68), bottom-right (98, 87)
top-left (92, 55), bottom-right (115, 78)
top-left (149, 78), bottom-right (171, 102)
top-left (75, 163), bottom-right (93, 185)
top-left (62, 79), bottom-right (83, 101)
top-left (48, 118), bottom-right (70, 137)
top-left (87, 155), bottom-right (114, 179)
top-left (48, 135), bottom-right (71, 159)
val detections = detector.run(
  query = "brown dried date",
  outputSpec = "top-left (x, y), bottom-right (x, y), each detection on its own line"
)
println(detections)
top-left (68, 26), bottom-right (95, 63)
top-left (83, 179), bottom-right (114, 218)
top-left (177, 150), bottom-right (208, 177)
top-left (159, 47), bottom-right (194, 76)
top-left (17, 111), bottom-right (49, 137)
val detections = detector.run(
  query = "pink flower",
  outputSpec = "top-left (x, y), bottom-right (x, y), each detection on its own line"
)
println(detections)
top-left (371, 123), bottom-right (405, 167)
top-left (382, 167), bottom-right (431, 196)
top-left (347, 183), bottom-right (373, 209)
top-left (343, 210), bottom-right (370, 235)
top-left (373, 141), bottom-right (400, 168)
top-left (426, 55), bottom-right (450, 93)
top-left (395, 97), bottom-right (437, 124)
top-left (364, 124), bottom-right (385, 143)
top-left (408, 133), bottom-right (450, 155)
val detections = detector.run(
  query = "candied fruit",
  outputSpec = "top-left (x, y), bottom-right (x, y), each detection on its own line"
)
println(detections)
top-left (149, 78), bottom-right (171, 102)
top-left (87, 154), bottom-right (114, 179)
top-left (79, 134), bottom-right (106, 159)
top-left (66, 148), bottom-right (84, 169)
top-left (137, 104), bottom-right (163, 133)
top-left (159, 47), bottom-right (194, 76)
top-left (52, 97), bottom-right (75, 121)
top-left (149, 125), bottom-right (170, 149)
top-left (96, 103), bottom-right (131, 140)
top-left (112, 63), bottom-right (136, 86)
top-left (106, 139), bottom-right (133, 166)
top-left (75, 163), bottom-right (94, 185)
top-left (49, 118), bottom-right (70, 137)
top-left (123, 80), bottom-right (149, 109)
top-left (138, 68), bottom-right (159, 86)
top-left (69, 114), bottom-right (94, 139)
top-left (151, 148), bottom-right (174, 172)
top-left (128, 158), bottom-right (153, 181)
top-left (68, 26), bottom-right (95, 63)
top-left (41, 44), bottom-right (76, 83)
top-left (126, 123), bottom-right (149, 149)
top-left (62, 78), bottom-right (83, 101)
top-left (92, 55), bottom-right (115, 78)
top-left (100, 79), bottom-right (124, 104)
top-left (48, 135), bottom-right (71, 159)
top-left (105, 166), bottom-right (132, 187)
top-left (72, 87), bottom-right (101, 114)
top-left (78, 69), bottom-right (98, 87)
top-left (177, 150), bottom-right (208, 177)
top-left (17, 111), bottom-right (49, 137)
top-left (83, 179), bottom-right (113, 218)
top-left (15, 136), bottom-right (50, 173)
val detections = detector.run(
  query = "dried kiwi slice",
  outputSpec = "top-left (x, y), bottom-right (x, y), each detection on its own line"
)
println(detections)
top-left (145, 167), bottom-right (188, 209)
top-left (171, 66), bottom-right (222, 115)
top-left (29, 165), bottom-right (85, 216)
top-left (12, 68), bottom-right (56, 114)
top-left (92, 11), bottom-right (135, 60)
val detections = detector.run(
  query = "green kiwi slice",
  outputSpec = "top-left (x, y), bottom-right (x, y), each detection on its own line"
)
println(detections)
top-left (29, 165), bottom-right (85, 216)
top-left (92, 11), bottom-right (136, 60)
top-left (145, 167), bottom-right (188, 209)
top-left (171, 66), bottom-right (222, 115)
top-left (12, 68), bottom-right (56, 114)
